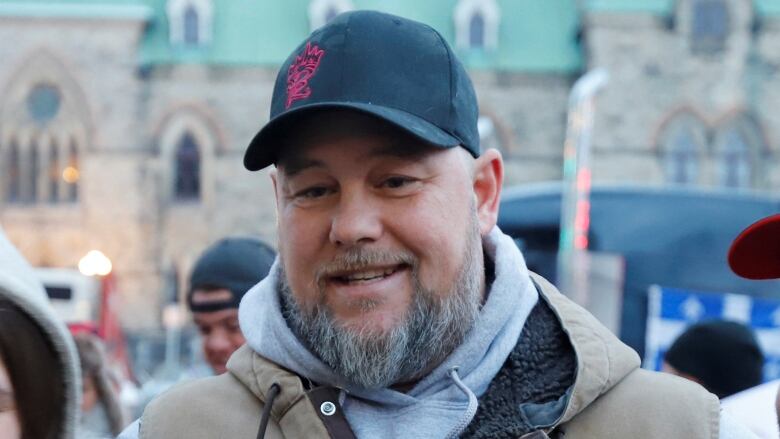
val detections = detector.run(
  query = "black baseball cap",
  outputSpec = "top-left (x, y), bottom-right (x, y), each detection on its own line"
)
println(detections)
top-left (244, 10), bottom-right (480, 171)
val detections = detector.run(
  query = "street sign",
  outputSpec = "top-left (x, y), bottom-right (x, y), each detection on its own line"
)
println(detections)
top-left (644, 285), bottom-right (780, 381)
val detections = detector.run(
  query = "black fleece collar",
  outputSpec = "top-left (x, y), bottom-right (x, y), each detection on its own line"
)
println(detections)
top-left (462, 286), bottom-right (577, 439)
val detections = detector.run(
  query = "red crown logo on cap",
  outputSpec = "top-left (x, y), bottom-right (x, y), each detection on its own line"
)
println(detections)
top-left (286, 42), bottom-right (325, 109)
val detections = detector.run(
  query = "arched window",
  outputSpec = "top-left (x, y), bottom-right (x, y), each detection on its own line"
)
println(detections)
top-left (658, 113), bottom-right (707, 185)
top-left (665, 127), bottom-right (700, 184)
top-left (691, 0), bottom-right (729, 54)
top-left (64, 140), bottom-right (79, 202)
top-left (717, 128), bottom-right (750, 188)
top-left (183, 5), bottom-right (199, 45)
top-left (2, 53), bottom-right (89, 207)
top-left (308, 0), bottom-right (353, 31)
top-left (175, 132), bottom-right (200, 200)
top-left (167, 0), bottom-right (213, 46)
top-left (454, 0), bottom-right (500, 50)
top-left (48, 141), bottom-right (59, 203)
top-left (469, 13), bottom-right (486, 48)
top-left (6, 140), bottom-right (21, 203)
top-left (28, 140), bottom-right (39, 203)
top-left (713, 116), bottom-right (762, 189)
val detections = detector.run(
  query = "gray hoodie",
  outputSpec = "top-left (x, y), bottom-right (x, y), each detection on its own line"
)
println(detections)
top-left (239, 226), bottom-right (538, 438)
top-left (0, 228), bottom-right (81, 438)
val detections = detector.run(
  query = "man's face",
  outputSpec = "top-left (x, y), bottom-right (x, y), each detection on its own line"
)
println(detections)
top-left (272, 111), bottom-right (503, 387)
top-left (191, 289), bottom-right (245, 374)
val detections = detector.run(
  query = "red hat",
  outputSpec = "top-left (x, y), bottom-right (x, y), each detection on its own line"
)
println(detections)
top-left (728, 214), bottom-right (780, 280)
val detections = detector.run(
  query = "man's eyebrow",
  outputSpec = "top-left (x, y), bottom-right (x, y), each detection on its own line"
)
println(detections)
top-left (279, 157), bottom-right (326, 177)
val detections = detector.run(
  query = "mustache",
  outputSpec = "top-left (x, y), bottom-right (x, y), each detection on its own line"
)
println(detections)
top-left (314, 248), bottom-right (417, 283)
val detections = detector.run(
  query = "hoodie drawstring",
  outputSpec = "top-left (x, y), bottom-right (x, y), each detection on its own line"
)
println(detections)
top-left (445, 367), bottom-right (478, 439)
top-left (256, 383), bottom-right (281, 439)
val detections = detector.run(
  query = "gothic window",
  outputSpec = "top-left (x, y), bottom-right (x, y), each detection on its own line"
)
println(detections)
top-left (28, 141), bottom-right (39, 203)
top-left (174, 132), bottom-right (200, 200)
top-left (64, 141), bottom-right (79, 202)
top-left (308, 0), bottom-right (353, 31)
top-left (6, 140), bottom-right (20, 203)
top-left (691, 0), bottom-right (729, 53)
top-left (3, 53), bottom-right (89, 208)
top-left (167, 0), bottom-right (213, 46)
top-left (455, 0), bottom-right (500, 50)
top-left (659, 114), bottom-right (706, 185)
top-left (713, 117), bottom-right (762, 189)
top-left (48, 141), bottom-right (59, 203)
top-left (666, 128), bottom-right (699, 184)
top-left (469, 13), bottom-right (486, 48)
top-left (183, 5), bottom-right (199, 45)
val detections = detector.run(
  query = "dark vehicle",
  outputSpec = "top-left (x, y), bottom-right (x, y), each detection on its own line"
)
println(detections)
top-left (498, 183), bottom-right (780, 355)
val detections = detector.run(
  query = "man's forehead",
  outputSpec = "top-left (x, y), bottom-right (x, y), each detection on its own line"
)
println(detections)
top-left (276, 113), bottom-right (444, 173)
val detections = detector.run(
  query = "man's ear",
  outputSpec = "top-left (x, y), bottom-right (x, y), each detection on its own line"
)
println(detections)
top-left (472, 148), bottom-right (504, 236)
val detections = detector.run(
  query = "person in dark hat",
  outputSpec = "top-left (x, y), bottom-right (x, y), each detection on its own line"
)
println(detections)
top-left (121, 10), bottom-right (756, 439)
top-left (663, 320), bottom-right (764, 399)
top-left (187, 237), bottom-right (276, 375)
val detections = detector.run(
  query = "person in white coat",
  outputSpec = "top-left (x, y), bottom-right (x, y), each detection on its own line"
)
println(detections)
top-left (0, 227), bottom-right (81, 438)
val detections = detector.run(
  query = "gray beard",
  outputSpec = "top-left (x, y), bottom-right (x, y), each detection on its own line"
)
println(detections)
top-left (279, 222), bottom-right (483, 389)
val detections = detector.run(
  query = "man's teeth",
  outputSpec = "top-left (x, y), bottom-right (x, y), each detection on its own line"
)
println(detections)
top-left (343, 267), bottom-right (396, 281)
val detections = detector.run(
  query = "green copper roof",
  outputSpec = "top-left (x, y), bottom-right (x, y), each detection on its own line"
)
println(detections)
top-left (585, 0), bottom-right (672, 14)
top-left (0, 0), bottom-right (150, 19)
top-left (4, 1), bottom-right (777, 72)
top-left (756, 0), bottom-right (780, 16)
top-left (139, 0), bottom-right (582, 73)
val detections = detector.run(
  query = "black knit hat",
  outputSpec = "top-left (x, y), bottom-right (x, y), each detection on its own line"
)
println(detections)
top-left (186, 237), bottom-right (276, 312)
top-left (665, 320), bottom-right (764, 398)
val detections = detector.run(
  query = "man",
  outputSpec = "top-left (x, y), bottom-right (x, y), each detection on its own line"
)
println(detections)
top-left (721, 213), bottom-right (780, 438)
top-left (129, 11), bottom-right (756, 438)
top-left (187, 237), bottom-right (276, 374)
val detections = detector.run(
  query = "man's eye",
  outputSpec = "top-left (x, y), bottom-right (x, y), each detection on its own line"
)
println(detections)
top-left (382, 177), bottom-right (415, 189)
top-left (296, 187), bottom-right (330, 199)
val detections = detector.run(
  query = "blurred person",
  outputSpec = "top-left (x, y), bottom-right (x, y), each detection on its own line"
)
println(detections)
top-left (186, 237), bottom-right (276, 375)
top-left (662, 319), bottom-right (764, 398)
top-left (117, 237), bottom-right (276, 438)
top-left (721, 213), bottom-right (780, 439)
top-left (123, 11), bottom-right (756, 439)
top-left (74, 332), bottom-right (128, 438)
top-left (0, 228), bottom-right (80, 438)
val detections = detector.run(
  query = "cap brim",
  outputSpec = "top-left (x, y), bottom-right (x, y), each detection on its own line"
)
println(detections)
top-left (728, 214), bottom-right (780, 280)
top-left (244, 102), bottom-right (463, 171)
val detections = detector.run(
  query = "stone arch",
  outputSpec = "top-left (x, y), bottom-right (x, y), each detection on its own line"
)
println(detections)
top-left (0, 49), bottom-right (91, 204)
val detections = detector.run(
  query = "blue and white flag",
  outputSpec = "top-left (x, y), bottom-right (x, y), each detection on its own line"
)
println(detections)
top-left (644, 285), bottom-right (780, 381)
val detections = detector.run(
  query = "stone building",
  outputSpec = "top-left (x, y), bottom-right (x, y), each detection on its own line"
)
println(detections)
top-left (0, 0), bottom-right (777, 329)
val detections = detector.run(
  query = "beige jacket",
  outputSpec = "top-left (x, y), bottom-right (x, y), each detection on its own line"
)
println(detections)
top-left (140, 273), bottom-right (719, 438)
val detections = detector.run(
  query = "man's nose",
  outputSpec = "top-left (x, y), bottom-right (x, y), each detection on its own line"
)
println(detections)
top-left (329, 191), bottom-right (382, 246)
top-left (206, 331), bottom-right (232, 353)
